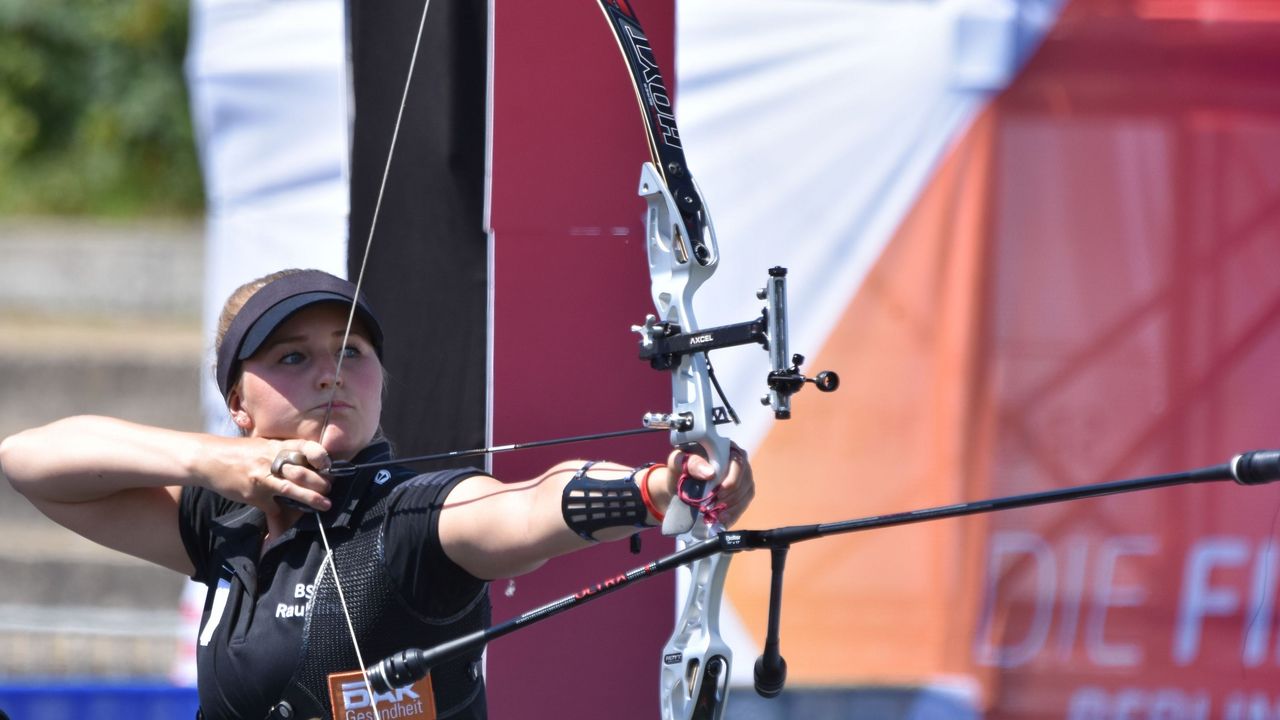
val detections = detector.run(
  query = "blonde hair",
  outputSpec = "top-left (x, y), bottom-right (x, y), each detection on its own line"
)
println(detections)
top-left (213, 268), bottom-right (307, 364)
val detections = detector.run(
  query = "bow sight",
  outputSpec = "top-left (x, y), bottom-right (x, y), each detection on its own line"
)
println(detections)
top-left (632, 266), bottom-right (839, 429)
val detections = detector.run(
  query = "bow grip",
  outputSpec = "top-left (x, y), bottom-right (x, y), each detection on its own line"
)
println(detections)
top-left (662, 432), bottom-right (732, 536)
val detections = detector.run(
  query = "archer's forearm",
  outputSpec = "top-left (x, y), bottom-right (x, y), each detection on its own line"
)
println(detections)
top-left (534, 459), bottom-right (674, 544)
top-left (439, 458), bottom-right (677, 580)
top-left (0, 415), bottom-right (213, 503)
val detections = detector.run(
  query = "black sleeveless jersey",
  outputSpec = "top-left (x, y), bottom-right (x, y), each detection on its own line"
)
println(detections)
top-left (179, 442), bottom-right (490, 719)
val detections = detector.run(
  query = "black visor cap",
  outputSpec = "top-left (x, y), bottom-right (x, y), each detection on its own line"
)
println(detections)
top-left (215, 271), bottom-right (383, 399)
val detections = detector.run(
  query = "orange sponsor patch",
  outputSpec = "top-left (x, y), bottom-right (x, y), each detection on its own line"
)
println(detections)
top-left (326, 669), bottom-right (436, 720)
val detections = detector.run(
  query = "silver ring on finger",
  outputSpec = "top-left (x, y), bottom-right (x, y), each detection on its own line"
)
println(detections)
top-left (271, 450), bottom-right (309, 477)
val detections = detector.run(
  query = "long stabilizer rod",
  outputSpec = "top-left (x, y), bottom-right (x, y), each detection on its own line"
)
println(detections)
top-left (367, 449), bottom-right (1280, 693)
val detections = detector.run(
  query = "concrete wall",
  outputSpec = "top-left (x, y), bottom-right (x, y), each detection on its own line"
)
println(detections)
top-left (0, 219), bottom-right (203, 677)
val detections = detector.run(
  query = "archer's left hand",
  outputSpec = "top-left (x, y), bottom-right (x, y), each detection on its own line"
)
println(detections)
top-left (663, 443), bottom-right (755, 528)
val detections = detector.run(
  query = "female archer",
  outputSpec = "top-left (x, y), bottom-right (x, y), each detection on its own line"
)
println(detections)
top-left (0, 268), bottom-right (754, 720)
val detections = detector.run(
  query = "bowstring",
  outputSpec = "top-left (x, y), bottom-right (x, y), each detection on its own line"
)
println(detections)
top-left (314, 0), bottom-right (434, 711)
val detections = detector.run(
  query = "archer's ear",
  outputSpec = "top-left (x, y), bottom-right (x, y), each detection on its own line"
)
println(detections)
top-left (227, 388), bottom-right (253, 433)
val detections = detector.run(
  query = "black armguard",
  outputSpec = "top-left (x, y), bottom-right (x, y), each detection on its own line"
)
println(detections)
top-left (562, 461), bottom-right (650, 541)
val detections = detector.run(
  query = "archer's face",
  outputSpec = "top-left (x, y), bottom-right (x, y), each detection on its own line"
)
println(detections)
top-left (231, 303), bottom-right (383, 460)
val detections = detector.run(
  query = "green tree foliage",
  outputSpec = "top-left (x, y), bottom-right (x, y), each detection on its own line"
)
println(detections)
top-left (0, 0), bottom-right (203, 216)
